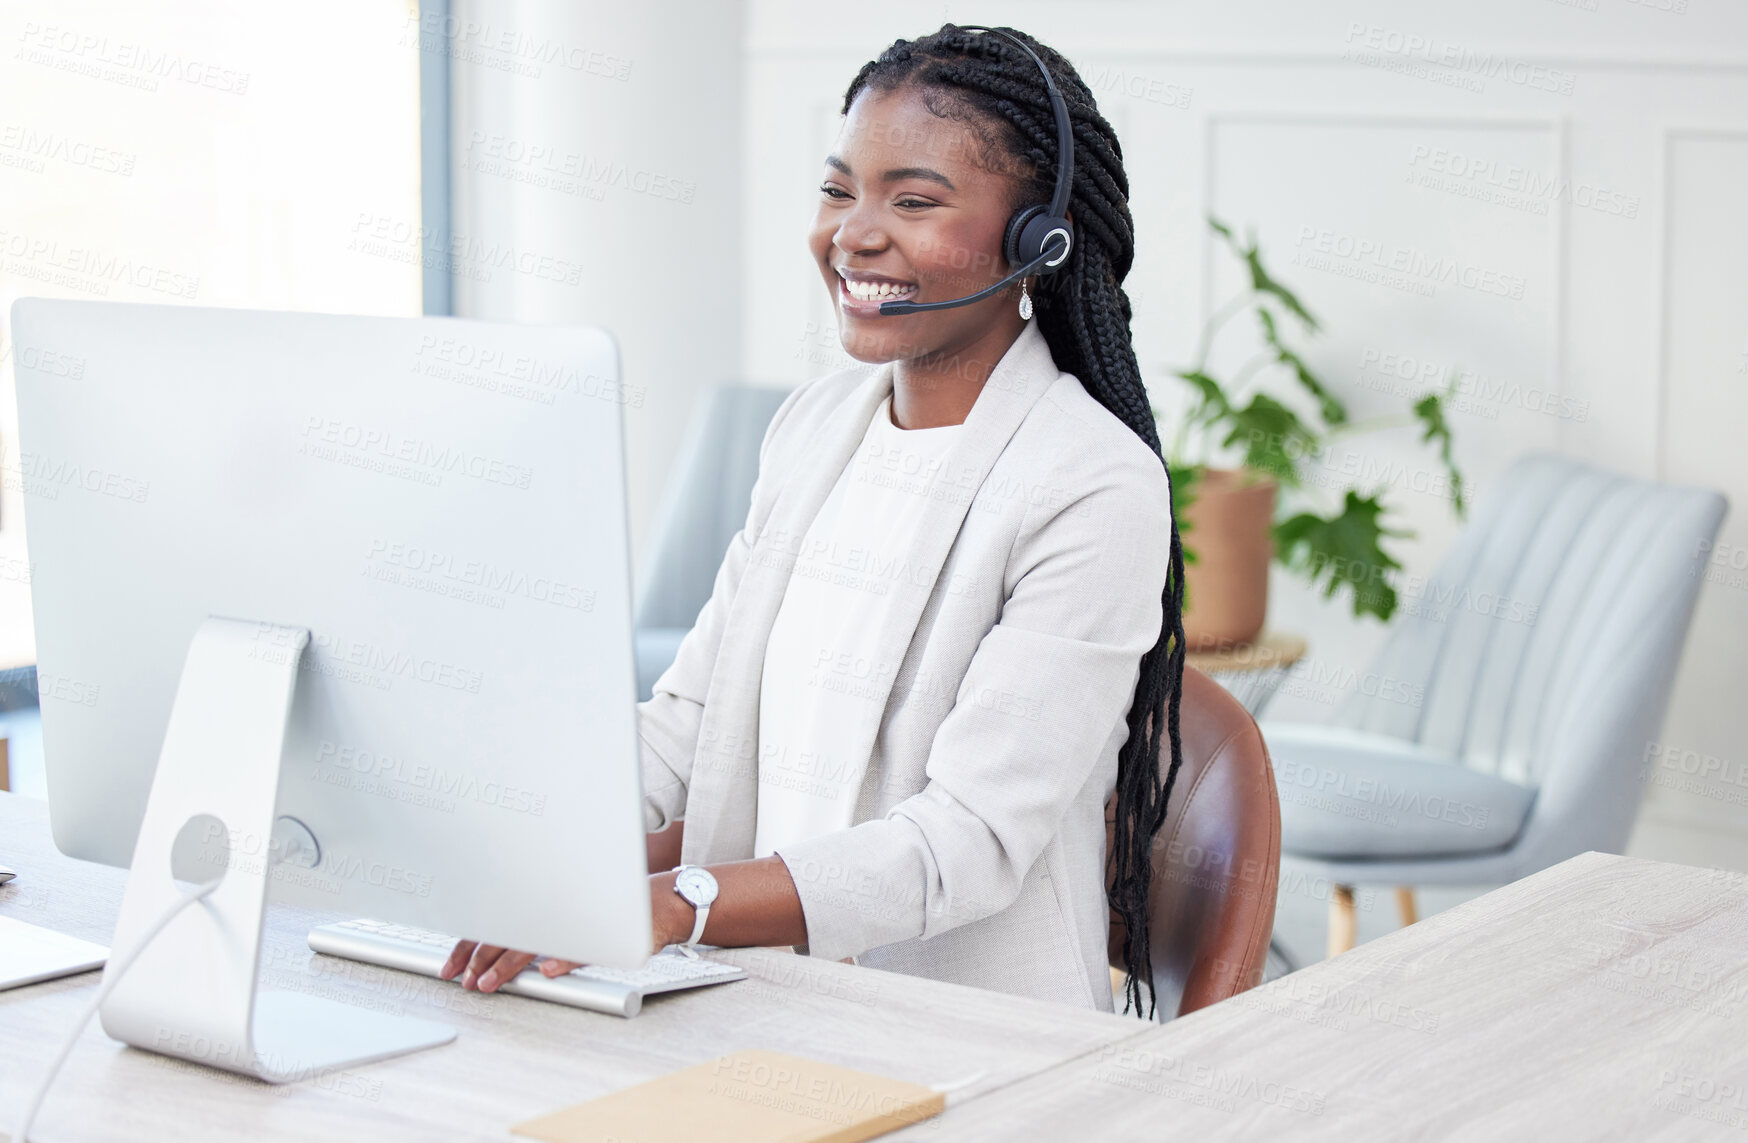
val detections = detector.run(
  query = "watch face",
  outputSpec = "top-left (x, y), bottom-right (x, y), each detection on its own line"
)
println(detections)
top-left (677, 867), bottom-right (718, 907)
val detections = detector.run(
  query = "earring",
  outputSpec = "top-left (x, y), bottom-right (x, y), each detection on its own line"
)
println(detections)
top-left (1018, 279), bottom-right (1033, 321)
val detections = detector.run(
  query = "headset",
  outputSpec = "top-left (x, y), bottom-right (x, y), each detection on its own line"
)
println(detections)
top-left (878, 25), bottom-right (1075, 316)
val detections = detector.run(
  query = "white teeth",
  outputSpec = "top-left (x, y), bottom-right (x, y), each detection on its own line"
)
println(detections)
top-left (842, 278), bottom-right (914, 302)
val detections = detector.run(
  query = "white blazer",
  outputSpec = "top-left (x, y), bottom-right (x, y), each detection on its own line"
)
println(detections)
top-left (638, 319), bottom-right (1173, 1012)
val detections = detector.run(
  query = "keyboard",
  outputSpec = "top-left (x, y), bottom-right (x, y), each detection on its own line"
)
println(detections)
top-left (306, 918), bottom-right (746, 1019)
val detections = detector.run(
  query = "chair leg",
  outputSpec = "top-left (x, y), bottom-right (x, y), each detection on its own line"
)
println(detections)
top-left (1396, 886), bottom-right (1418, 927)
top-left (1327, 884), bottom-right (1357, 958)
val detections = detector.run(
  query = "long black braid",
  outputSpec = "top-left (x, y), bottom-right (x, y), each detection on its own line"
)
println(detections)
top-left (843, 25), bottom-right (1189, 1020)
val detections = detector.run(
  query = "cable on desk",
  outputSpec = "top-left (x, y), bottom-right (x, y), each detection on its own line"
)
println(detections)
top-left (15, 875), bottom-right (224, 1143)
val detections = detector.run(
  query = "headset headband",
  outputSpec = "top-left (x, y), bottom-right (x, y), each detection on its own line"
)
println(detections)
top-left (956, 25), bottom-right (1074, 221)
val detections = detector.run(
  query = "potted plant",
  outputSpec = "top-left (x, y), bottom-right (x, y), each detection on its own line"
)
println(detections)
top-left (1156, 218), bottom-right (1467, 650)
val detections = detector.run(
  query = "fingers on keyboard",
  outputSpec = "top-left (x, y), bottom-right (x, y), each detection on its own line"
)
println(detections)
top-left (440, 939), bottom-right (476, 979)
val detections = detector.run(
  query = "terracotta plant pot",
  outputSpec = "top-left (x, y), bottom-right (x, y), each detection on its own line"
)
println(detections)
top-left (1179, 468), bottom-right (1276, 652)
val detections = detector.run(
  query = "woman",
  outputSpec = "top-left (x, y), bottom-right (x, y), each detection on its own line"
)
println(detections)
top-left (442, 23), bottom-right (1188, 1018)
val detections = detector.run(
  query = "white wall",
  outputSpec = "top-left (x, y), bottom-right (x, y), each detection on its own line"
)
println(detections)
top-left (742, 1), bottom-right (1748, 841)
top-left (449, 0), bottom-right (745, 581)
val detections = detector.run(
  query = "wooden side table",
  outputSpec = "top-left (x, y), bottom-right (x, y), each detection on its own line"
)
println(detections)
top-left (1185, 631), bottom-right (1306, 717)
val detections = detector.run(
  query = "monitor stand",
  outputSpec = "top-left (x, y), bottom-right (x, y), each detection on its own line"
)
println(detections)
top-left (98, 617), bottom-right (456, 1082)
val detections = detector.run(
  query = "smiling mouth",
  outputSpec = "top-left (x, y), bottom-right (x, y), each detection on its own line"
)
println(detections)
top-left (838, 275), bottom-right (919, 306)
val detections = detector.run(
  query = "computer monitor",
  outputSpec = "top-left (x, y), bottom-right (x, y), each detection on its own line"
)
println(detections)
top-left (11, 297), bottom-right (653, 1078)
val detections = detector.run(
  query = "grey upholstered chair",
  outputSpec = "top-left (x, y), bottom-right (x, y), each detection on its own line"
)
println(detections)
top-left (1259, 453), bottom-right (1727, 955)
top-left (634, 383), bottom-right (792, 701)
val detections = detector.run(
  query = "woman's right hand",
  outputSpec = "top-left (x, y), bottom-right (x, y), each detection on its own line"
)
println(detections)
top-left (442, 824), bottom-right (687, 991)
top-left (439, 939), bottom-right (582, 992)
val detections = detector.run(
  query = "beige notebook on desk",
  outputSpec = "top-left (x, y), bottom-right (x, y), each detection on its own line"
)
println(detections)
top-left (511, 1048), bottom-right (944, 1143)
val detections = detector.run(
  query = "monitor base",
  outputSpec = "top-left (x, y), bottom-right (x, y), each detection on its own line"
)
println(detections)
top-left (96, 618), bottom-right (456, 1083)
top-left (247, 991), bottom-right (456, 1083)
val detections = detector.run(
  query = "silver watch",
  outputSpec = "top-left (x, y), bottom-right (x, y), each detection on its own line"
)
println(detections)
top-left (672, 864), bottom-right (719, 946)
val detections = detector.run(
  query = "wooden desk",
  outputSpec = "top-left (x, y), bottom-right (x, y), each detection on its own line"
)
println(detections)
top-left (888, 851), bottom-right (1748, 1140)
top-left (12, 788), bottom-right (1748, 1143)
top-left (0, 792), bottom-right (1152, 1142)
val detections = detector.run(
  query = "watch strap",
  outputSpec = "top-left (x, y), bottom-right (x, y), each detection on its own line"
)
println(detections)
top-left (675, 864), bottom-right (711, 947)
top-left (687, 899), bottom-right (710, 946)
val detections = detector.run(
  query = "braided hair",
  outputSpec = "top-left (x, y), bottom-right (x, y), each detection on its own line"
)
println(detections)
top-left (843, 25), bottom-right (1189, 1020)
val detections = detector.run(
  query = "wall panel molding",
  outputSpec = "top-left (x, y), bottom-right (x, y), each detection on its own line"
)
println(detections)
top-left (1654, 126), bottom-right (1748, 482)
top-left (747, 40), bottom-right (1748, 74)
top-left (1196, 111), bottom-right (1567, 430)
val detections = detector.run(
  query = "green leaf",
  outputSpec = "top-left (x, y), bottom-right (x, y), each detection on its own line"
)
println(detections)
top-left (1250, 258), bottom-right (1318, 333)
top-left (1174, 368), bottom-right (1232, 427)
top-left (1166, 464), bottom-right (1202, 624)
top-left (1166, 466), bottom-right (1200, 564)
top-left (1174, 369), bottom-right (1229, 412)
top-left (1210, 216), bottom-right (1319, 332)
top-left (1168, 461), bottom-right (1203, 535)
top-left (1280, 346), bottom-right (1349, 427)
top-left (1255, 309), bottom-right (1347, 427)
top-left (1273, 491), bottom-right (1412, 621)
top-left (1412, 391), bottom-right (1466, 518)
top-left (1221, 393), bottom-right (1314, 487)
top-left (1255, 305), bottom-right (1283, 348)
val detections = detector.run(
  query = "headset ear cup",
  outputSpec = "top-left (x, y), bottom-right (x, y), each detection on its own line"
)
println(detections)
top-left (1019, 212), bottom-right (1074, 273)
top-left (1003, 205), bottom-right (1046, 268)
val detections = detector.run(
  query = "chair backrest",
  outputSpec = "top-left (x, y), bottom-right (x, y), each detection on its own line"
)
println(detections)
top-left (634, 383), bottom-right (792, 630)
top-left (1106, 667), bottom-right (1281, 1020)
top-left (1334, 452), bottom-right (1726, 858)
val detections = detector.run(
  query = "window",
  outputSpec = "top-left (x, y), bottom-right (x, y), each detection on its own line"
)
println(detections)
top-left (0, 1), bottom-right (425, 791)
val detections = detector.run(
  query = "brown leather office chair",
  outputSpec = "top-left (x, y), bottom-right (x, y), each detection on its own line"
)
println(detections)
top-left (1106, 666), bottom-right (1282, 1020)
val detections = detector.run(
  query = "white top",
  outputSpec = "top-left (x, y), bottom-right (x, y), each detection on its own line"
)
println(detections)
top-left (753, 392), bottom-right (964, 859)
